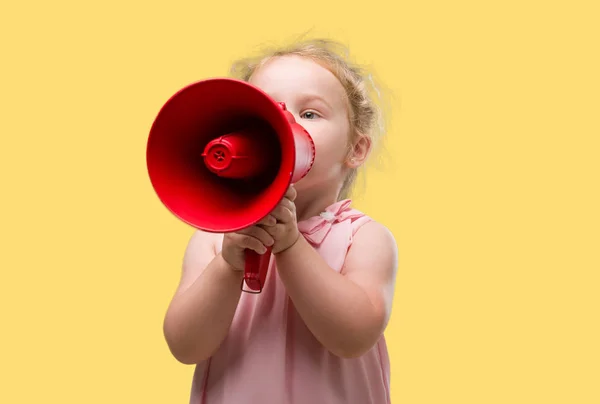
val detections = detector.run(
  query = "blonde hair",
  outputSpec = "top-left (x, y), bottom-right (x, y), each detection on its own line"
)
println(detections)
top-left (229, 38), bottom-right (386, 201)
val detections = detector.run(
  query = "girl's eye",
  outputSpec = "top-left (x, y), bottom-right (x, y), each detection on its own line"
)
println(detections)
top-left (300, 111), bottom-right (319, 120)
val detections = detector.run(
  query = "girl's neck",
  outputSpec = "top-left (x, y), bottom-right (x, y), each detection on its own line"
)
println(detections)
top-left (294, 187), bottom-right (343, 223)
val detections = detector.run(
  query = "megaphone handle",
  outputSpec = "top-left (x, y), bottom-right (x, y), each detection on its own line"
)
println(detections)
top-left (241, 248), bottom-right (272, 293)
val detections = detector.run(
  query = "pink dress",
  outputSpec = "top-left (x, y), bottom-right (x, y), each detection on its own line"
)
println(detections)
top-left (190, 199), bottom-right (391, 404)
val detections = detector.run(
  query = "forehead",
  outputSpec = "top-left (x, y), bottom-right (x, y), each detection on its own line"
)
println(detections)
top-left (249, 55), bottom-right (347, 104)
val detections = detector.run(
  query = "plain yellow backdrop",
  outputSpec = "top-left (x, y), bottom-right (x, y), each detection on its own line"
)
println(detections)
top-left (1, 0), bottom-right (598, 403)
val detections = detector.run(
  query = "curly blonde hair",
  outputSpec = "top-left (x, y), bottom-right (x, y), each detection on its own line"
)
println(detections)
top-left (229, 38), bottom-right (385, 200)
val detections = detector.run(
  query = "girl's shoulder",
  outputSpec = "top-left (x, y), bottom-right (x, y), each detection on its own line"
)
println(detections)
top-left (349, 216), bottom-right (396, 248)
top-left (316, 199), bottom-right (395, 245)
top-left (336, 203), bottom-right (396, 252)
top-left (339, 204), bottom-right (392, 238)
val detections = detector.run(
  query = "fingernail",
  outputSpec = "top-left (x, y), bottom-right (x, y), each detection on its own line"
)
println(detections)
top-left (261, 246), bottom-right (268, 254)
top-left (267, 239), bottom-right (274, 246)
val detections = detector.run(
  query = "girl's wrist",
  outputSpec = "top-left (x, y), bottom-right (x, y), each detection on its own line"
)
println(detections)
top-left (216, 253), bottom-right (244, 279)
top-left (274, 232), bottom-right (302, 256)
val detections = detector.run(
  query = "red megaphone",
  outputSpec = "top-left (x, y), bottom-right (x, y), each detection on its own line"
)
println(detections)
top-left (146, 78), bottom-right (315, 293)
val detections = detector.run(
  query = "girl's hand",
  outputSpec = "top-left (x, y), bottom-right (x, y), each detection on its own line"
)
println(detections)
top-left (221, 215), bottom-right (276, 271)
top-left (264, 185), bottom-right (300, 254)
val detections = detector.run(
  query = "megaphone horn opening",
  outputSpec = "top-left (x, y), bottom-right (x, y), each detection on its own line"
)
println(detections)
top-left (147, 78), bottom-right (296, 233)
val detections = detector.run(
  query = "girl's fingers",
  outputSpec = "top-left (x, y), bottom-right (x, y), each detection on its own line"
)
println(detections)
top-left (269, 197), bottom-right (296, 223)
top-left (271, 205), bottom-right (294, 223)
top-left (257, 214), bottom-right (277, 227)
top-left (280, 197), bottom-right (296, 212)
top-left (237, 226), bottom-right (274, 248)
top-left (235, 234), bottom-right (268, 254)
top-left (285, 185), bottom-right (297, 201)
top-left (263, 223), bottom-right (284, 239)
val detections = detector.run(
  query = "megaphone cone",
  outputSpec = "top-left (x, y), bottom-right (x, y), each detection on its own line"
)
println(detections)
top-left (146, 78), bottom-right (315, 293)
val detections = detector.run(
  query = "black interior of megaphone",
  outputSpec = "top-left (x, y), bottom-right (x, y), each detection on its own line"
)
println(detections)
top-left (201, 115), bottom-right (282, 195)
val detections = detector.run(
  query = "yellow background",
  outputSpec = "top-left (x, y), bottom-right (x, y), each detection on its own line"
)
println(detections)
top-left (1, 0), bottom-right (598, 403)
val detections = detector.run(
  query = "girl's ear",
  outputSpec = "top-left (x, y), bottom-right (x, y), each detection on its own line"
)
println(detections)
top-left (346, 133), bottom-right (372, 168)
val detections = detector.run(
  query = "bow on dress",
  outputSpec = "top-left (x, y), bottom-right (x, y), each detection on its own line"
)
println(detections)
top-left (297, 199), bottom-right (364, 246)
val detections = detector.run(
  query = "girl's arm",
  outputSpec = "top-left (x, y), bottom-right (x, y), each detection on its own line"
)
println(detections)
top-left (163, 230), bottom-right (243, 364)
top-left (275, 221), bottom-right (398, 358)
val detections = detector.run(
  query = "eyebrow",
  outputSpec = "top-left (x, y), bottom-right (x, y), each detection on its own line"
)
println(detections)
top-left (296, 93), bottom-right (333, 111)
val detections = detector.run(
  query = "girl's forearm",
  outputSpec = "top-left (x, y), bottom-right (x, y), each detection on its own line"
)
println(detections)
top-left (275, 236), bottom-right (385, 358)
top-left (163, 253), bottom-right (243, 364)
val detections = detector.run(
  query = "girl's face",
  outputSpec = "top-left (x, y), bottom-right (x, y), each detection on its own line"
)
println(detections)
top-left (249, 55), bottom-right (353, 197)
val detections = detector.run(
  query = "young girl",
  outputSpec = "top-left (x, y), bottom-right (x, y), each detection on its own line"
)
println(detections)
top-left (163, 38), bottom-right (399, 404)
